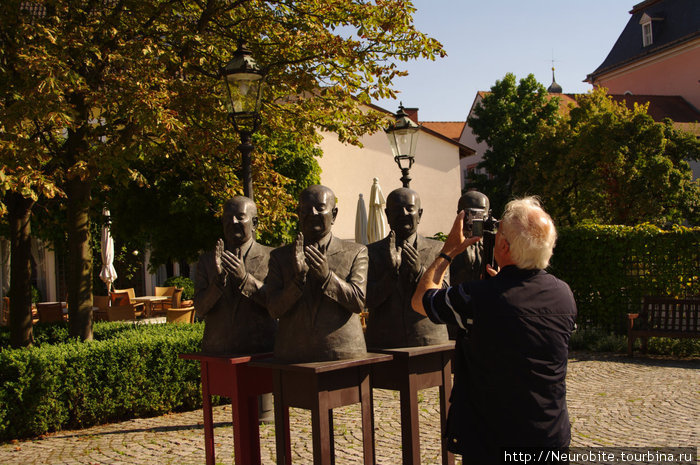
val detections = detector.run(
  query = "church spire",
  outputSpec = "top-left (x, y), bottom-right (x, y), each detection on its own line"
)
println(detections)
top-left (547, 66), bottom-right (562, 93)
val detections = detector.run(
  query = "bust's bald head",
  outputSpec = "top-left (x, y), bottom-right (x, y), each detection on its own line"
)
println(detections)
top-left (298, 185), bottom-right (338, 243)
top-left (385, 187), bottom-right (422, 241)
top-left (222, 196), bottom-right (258, 249)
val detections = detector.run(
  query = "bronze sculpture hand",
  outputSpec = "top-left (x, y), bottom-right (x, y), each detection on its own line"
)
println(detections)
top-left (293, 232), bottom-right (309, 282)
top-left (215, 238), bottom-right (227, 284)
top-left (305, 244), bottom-right (331, 282)
top-left (388, 231), bottom-right (402, 272)
top-left (400, 241), bottom-right (422, 281)
top-left (221, 248), bottom-right (247, 283)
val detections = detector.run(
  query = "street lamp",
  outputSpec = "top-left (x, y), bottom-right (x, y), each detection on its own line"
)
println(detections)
top-left (222, 41), bottom-right (265, 200)
top-left (385, 103), bottom-right (421, 188)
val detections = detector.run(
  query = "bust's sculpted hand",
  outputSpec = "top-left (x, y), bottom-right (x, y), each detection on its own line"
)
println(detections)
top-left (293, 232), bottom-right (309, 280)
top-left (400, 241), bottom-right (421, 280)
top-left (305, 244), bottom-right (330, 282)
top-left (387, 231), bottom-right (402, 272)
top-left (215, 238), bottom-right (227, 284)
top-left (222, 248), bottom-right (246, 282)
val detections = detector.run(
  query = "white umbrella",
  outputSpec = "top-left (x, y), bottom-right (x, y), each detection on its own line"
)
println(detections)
top-left (354, 193), bottom-right (369, 245)
top-left (99, 208), bottom-right (118, 293)
top-left (367, 178), bottom-right (387, 244)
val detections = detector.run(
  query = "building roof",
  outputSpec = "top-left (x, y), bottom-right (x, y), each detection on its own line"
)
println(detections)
top-left (586, 0), bottom-right (700, 82)
top-left (420, 121), bottom-right (466, 142)
top-left (609, 94), bottom-right (700, 123)
top-left (366, 102), bottom-right (475, 155)
top-left (470, 92), bottom-right (699, 134)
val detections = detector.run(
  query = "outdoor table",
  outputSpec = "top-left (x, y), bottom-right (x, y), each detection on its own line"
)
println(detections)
top-left (249, 353), bottom-right (393, 465)
top-left (133, 295), bottom-right (168, 317)
top-left (179, 352), bottom-right (288, 465)
top-left (368, 342), bottom-right (455, 465)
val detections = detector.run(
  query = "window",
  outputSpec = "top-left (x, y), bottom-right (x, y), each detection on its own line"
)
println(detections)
top-left (640, 13), bottom-right (654, 47)
top-left (642, 22), bottom-right (653, 46)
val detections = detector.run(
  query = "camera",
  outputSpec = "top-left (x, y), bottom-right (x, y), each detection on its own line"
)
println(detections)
top-left (471, 215), bottom-right (499, 237)
top-left (464, 208), bottom-right (499, 238)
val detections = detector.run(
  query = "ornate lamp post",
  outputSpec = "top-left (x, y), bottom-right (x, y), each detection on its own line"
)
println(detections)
top-left (384, 103), bottom-right (421, 188)
top-left (222, 41), bottom-right (265, 200)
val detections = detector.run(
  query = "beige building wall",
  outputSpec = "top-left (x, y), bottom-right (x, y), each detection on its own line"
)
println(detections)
top-left (318, 128), bottom-right (463, 241)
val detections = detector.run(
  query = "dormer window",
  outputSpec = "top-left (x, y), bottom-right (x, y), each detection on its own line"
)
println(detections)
top-left (639, 12), bottom-right (663, 47)
top-left (642, 22), bottom-right (653, 46)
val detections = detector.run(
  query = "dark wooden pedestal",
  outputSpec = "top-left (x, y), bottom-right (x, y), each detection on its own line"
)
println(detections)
top-left (250, 353), bottom-right (393, 465)
top-left (369, 342), bottom-right (456, 465)
top-left (179, 352), bottom-right (290, 465)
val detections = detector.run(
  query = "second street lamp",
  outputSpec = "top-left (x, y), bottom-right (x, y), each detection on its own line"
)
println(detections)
top-left (222, 41), bottom-right (265, 200)
top-left (385, 103), bottom-right (421, 188)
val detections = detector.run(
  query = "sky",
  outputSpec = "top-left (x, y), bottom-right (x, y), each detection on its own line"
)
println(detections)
top-left (372, 0), bottom-right (635, 122)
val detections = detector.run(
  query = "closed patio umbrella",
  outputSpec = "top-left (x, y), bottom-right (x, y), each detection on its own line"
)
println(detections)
top-left (355, 193), bottom-right (369, 245)
top-left (367, 178), bottom-right (387, 244)
top-left (99, 208), bottom-right (118, 293)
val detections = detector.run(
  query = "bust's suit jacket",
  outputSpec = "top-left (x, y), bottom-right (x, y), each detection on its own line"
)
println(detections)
top-left (266, 235), bottom-right (368, 363)
top-left (194, 241), bottom-right (276, 355)
top-left (365, 234), bottom-right (449, 349)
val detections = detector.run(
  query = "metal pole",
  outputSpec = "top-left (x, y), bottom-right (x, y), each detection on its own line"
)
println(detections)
top-left (238, 131), bottom-right (255, 200)
top-left (400, 168), bottom-right (412, 188)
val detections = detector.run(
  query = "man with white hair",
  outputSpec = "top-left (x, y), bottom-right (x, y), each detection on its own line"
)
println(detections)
top-left (412, 196), bottom-right (577, 464)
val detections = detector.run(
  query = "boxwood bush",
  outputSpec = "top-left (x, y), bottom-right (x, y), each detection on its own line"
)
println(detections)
top-left (0, 321), bottom-right (204, 441)
top-left (551, 224), bottom-right (699, 333)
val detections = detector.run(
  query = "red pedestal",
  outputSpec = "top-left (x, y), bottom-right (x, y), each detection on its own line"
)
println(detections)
top-left (369, 342), bottom-right (456, 465)
top-left (179, 352), bottom-right (290, 465)
top-left (250, 353), bottom-right (393, 465)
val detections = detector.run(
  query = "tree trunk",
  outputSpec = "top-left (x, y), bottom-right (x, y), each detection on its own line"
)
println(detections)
top-left (7, 192), bottom-right (35, 348)
top-left (66, 177), bottom-right (94, 341)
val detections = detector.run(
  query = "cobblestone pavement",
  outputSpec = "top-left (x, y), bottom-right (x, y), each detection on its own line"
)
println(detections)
top-left (0, 352), bottom-right (697, 465)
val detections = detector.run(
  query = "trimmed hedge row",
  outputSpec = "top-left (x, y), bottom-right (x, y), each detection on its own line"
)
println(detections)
top-left (551, 224), bottom-right (699, 333)
top-left (0, 322), bottom-right (204, 441)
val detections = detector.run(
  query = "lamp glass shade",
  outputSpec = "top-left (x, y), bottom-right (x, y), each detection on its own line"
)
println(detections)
top-left (224, 74), bottom-right (263, 114)
top-left (386, 126), bottom-right (420, 159)
top-left (222, 43), bottom-right (264, 133)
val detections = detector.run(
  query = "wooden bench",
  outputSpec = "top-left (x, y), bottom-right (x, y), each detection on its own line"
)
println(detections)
top-left (627, 296), bottom-right (700, 355)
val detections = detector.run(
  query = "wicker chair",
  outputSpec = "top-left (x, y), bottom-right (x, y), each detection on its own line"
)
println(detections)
top-left (166, 305), bottom-right (195, 324)
top-left (153, 286), bottom-right (175, 314)
top-left (110, 290), bottom-right (144, 312)
top-left (36, 302), bottom-right (66, 323)
top-left (107, 304), bottom-right (141, 321)
top-left (92, 295), bottom-right (110, 322)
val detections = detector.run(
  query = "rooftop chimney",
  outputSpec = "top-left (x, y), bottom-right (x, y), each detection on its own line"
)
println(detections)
top-left (403, 107), bottom-right (419, 123)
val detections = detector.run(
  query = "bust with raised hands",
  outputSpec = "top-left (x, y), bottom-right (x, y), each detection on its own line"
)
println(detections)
top-left (365, 187), bottom-right (449, 349)
top-left (265, 185), bottom-right (368, 362)
top-left (194, 196), bottom-right (276, 354)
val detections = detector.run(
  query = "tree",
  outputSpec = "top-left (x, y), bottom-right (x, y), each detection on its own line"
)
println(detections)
top-left (0, 0), bottom-right (443, 346)
top-left (466, 73), bottom-right (560, 215)
top-left (517, 88), bottom-right (700, 226)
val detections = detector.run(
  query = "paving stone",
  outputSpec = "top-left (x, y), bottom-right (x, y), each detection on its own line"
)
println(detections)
top-left (0, 351), bottom-right (697, 464)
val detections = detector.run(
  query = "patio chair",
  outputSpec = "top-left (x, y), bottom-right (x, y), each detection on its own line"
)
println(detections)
top-left (36, 302), bottom-right (66, 323)
top-left (153, 286), bottom-right (175, 314)
top-left (166, 305), bottom-right (195, 324)
top-left (107, 304), bottom-right (142, 321)
top-left (110, 290), bottom-right (144, 312)
top-left (92, 295), bottom-right (110, 322)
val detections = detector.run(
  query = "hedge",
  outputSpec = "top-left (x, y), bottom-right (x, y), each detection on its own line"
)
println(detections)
top-left (0, 322), bottom-right (204, 441)
top-left (550, 224), bottom-right (699, 333)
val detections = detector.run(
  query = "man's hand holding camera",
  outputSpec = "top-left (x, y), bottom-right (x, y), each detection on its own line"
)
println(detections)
top-left (442, 211), bottom-right (482, 260)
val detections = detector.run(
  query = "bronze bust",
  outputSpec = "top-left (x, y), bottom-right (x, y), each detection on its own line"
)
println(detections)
top-left (266, 185), bottom-right (368, 362)
top-left (365, 187), bottom-right (449, 348)
top-left (450, 191), bottom-right (490, 286)
top-left (194, 196), bottom-right (276, 355)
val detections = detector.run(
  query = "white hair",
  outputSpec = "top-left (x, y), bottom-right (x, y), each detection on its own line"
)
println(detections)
top-left (500, 196), bottom-right (557, 270)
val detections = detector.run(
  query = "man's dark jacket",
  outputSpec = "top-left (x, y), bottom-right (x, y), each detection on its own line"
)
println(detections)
top-left (426, 266), bottom-right (577, 464)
